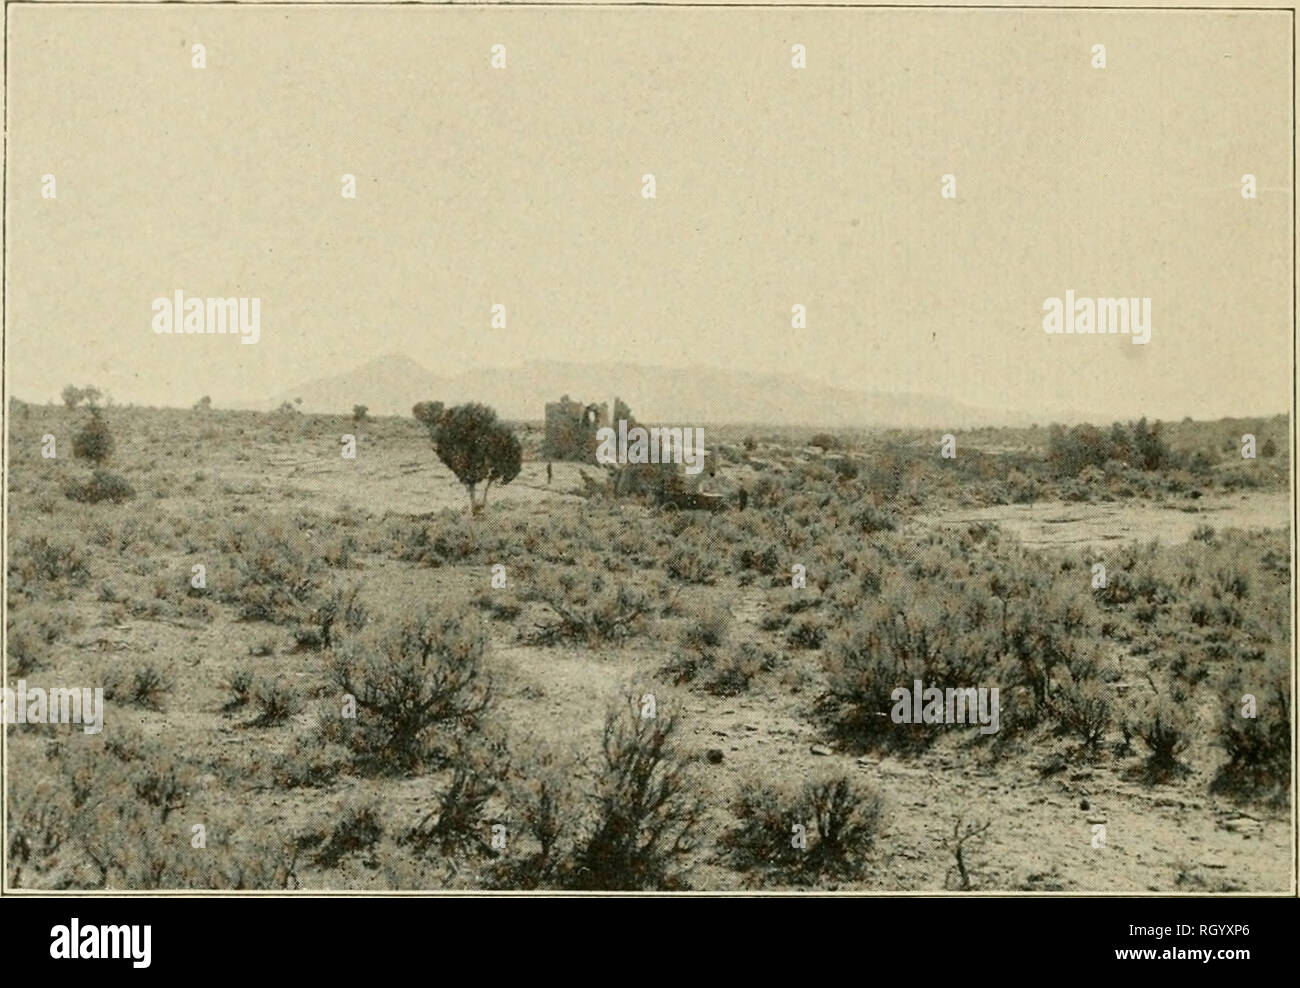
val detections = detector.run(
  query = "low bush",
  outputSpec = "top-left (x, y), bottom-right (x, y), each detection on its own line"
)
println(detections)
top-left (1051, 674), bottom-right (1112, 753)
top-left (217, 522), bottom-right (322, 623)
top-left (322, 604), bottom-right (492, 775)
top-left (722, 772), bottom-right (884, 886)
top-left (247, 677), bottom-right (302, 727)
top-left (64, 470), bottom-right (136, 504)
top-left (1127, 695), bottom-right (1193, 783)
top-left (525, 571), bottom-right (658, 645)
top-left (103, 664), bottom-right (173, 711)
top-left (1212, 664), bottom-right (1290, 806)
top-left (568, 695), bottom-right (701, 891)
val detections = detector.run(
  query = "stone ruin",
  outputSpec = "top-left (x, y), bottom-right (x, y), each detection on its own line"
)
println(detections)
top-left (542, 394), bottom-right (609, 462)
top-left (544, 393), bottom-right (720, 500)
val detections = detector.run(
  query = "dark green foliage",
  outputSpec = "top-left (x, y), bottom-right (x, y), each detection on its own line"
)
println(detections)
top-left (423, 402), bottom-right (522, 513)
top-left (72, 410), bottom-right (115, 465)
top-left (1047, 417), bottom-right (1174, 477)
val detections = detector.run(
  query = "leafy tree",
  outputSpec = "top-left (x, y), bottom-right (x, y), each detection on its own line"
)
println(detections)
top-left (412, 401), bottom-right (445, 429)
top-left (1107, 422), bottom-right (1131, 463)
top-left (1047, 418), bottom-right (1172, 477)
top-left (193, 395), bottom-right (212, 412)
top-left (352, 404), bottom-right (369, 423)
top-left (428, 403), bottom-right (521, 514)
top-left (1130, 417), bottom-right (1171, 471)
top-left (61, 385), bottom-right (102, 410)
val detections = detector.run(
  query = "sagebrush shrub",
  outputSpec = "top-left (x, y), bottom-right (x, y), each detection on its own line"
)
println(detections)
top-left (223, 668), bottom-right (256, 712)
top-left (678, 601), bottom-right (732, 651)
top-left (1212, 663), bottom-right (1290, 806)
top-left (403, 730), bottom-right (509, 858)
top-left (270, 734), bottom-right (348, 790)
top-left (569, 695), bottom-right (701, 891)
top-left (217, 522), bottom-right (321, 623)
top-left (6, 605), bottom-right (79, 675)
top-left (104, 664), bottom-right (172, 711)
top-left (9, 535), bottom-right (91, 591)
top-left (723, 773), bottom-right (884, 886)
top-left (705, 640), bottom-right (777, 696)
top-left (1051, 674), bottom-right (1112, 753)
top-left (526, 570), bottom-right (657, 644)
top-left (849, 505), bottom-right (895, 534)
top-left (665, 544), bottom-right (720, 585)
top-left (248, 677), bottom-right (302, 727)
top-left (8, 731), bottom-right (223, 888)
top-left (488, 743), bottom-right (584, 890)
top-left (294, 583), bottom-right (368, 651)
top-left (1128, 695), bottom-right (1193, 782)
top-left (734, 541), bottom-right (782, 576)
top-left (819, 597), bottom-right (988, 753)
top-left (786, 616), bottom-right (826, 650)
top-left (323, 604), bottom-right (492, 775)
top-left (64, 470), bottom-right (135, 504)
top-left (298, 802), bottom-right (384, 868)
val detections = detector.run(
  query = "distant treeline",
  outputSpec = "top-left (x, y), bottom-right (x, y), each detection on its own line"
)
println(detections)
top-left (1045, 418), bottom-right (1222, 477)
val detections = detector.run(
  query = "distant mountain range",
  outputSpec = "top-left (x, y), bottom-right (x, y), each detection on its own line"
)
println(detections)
top-left (255, 354), bottom-right (1099, 429)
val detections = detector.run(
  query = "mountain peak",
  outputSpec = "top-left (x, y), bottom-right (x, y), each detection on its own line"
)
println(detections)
top-left (265, 354), bottom-right (1087, 428)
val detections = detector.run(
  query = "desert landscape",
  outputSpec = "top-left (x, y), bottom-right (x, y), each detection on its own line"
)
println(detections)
top-left (4, 388), bottom-right (1290, 891)
top-left (2, 3), bottom-right (1292, 899)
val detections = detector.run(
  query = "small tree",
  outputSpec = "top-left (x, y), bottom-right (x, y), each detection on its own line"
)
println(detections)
top-left (942, 816), bottom-right (992, 890)
top-left (194, 395), bottom-right (212, 412)
top-left (427, 403), bottom-right (522, 514)
top-left (412, 401), bottom-right (445, 429)
top-left (73, 409), bottom-right (114, 465)
top-left (61, 385), bottom-right (102, 411)
top-left (352, 404), bottom-right (369, 424)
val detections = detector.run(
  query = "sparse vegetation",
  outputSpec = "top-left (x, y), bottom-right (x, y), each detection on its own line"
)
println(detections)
top-left (4, 403), bottom-right (1289, 892)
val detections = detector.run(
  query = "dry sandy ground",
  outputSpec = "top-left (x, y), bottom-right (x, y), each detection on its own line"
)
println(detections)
top-left (917, 493), bottom-right (1291, 551)
top-left (9, 417), bottom-right (1292, 891)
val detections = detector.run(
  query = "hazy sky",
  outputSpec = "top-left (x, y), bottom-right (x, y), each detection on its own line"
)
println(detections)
top-left (5, 6), bottom-right (1292, 420)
